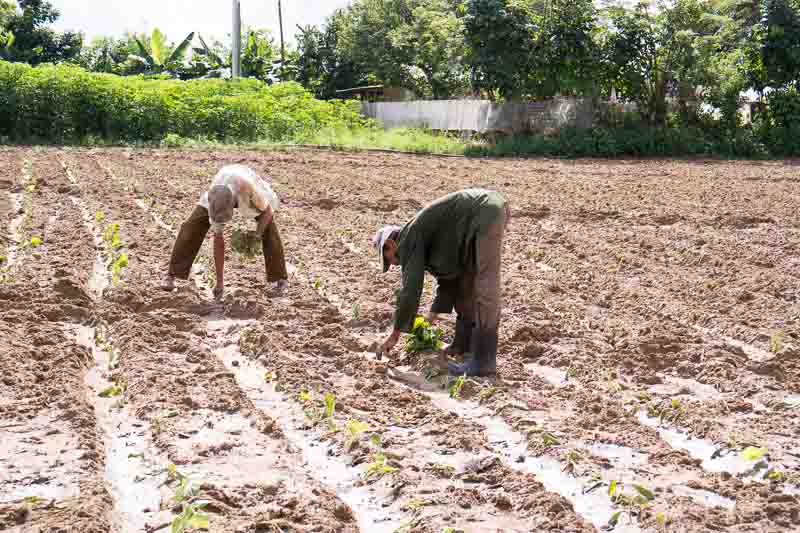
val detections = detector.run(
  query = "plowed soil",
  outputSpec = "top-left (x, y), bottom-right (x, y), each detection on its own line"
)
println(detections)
top-left (1, 146), bottom-right (798, 533)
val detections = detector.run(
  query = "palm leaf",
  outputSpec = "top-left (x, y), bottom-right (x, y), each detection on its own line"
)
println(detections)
top-left (168, 32), bottom-right (195, 65)
top-left (151, 28), bottom-right (167, 65)
top-left (199, 34), bottom-right (224, 65)
top-left (133, 37), bottom-right (155, 66)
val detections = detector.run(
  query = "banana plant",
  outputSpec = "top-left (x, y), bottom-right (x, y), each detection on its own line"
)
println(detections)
top-left (129, 28), bottom-right (195, 75)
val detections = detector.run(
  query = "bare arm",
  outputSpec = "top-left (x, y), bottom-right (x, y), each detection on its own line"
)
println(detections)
top-left (214, 232), bottom-right (225, 289)
top-left (256, 204), bottom-right (274, 237)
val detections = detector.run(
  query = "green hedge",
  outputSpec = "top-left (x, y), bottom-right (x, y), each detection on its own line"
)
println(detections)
top-left (0, 61), bottom-right (367, 144)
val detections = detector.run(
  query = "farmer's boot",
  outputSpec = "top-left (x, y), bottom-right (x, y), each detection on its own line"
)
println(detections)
top-left (448, 327), bottom-right (498, 377)
top-left (444, 318), bottom-right (473, 355)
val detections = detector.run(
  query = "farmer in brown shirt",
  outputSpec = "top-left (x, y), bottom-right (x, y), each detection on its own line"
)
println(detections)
top-left (162, 165), bottom-right (288, 299)
top-left (374, 188), bottom-right (509, 376)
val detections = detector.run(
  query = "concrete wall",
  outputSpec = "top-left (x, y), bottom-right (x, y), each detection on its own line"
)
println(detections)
top-left (361, 98), bottom-right (595, 133)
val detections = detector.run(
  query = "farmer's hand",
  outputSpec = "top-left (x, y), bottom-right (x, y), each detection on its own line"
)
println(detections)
top-left (380, 330), bottom-right (401, 355)
top-left (213, 282), bottom-right (225, 301)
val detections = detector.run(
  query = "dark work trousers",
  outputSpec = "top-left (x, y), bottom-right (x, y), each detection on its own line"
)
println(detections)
top-left (168, 205), bottom-right (288, 282)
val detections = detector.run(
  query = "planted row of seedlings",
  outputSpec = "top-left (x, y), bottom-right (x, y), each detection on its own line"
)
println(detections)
top-left (107, 150), bottom-right (598, 531)
top-left (271, 196), bottom-right (800, 531)
top-left (57, 149), bottom-right (362, 532)
top-left (0, 151), bottom-right (113, 531)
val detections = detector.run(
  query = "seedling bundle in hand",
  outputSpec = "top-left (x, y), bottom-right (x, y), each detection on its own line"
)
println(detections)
top-left (405, 316), bottom-right (444, 354)
top-left (230, 225), bottom-right (262, 257)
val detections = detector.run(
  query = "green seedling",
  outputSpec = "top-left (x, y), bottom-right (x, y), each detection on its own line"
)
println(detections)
top-left (656, 512), bottom-right (667, 526)
top-left (108, 350), bottom-right (120, 371)
top-left (404, 498), bottom-right (428, 512)
top-left (29, 236), bottom-right (42, 247)
top-left (429, 463), bottom-right (456, 478)
top-left (741, 446), bottom-right (767, 461)
top-left (324, 392), bottom-right (336, 419)
top-left (345, 419), bottom-right (370, 450)
top-left (299, 390), bottom-right (313, 403)
top-left (314, 278), bottom-right (322, 290)
top-left (542, 431), bottom-right (561, 448)
top-left (171, 503), bottom-right (209, 533)
top-left (563, 449), bottom-right (584, 475)
top-left (264, 371), bottom-right (276, 383)
top-left (352, 303), bottom-right (361, 321)
top-left (95, 211), bottom-right (105, 222)
top-left (103, 223), bottom-right (123, 250)
top-left (478, 386), bottom-right (497, 401)
top-left (230, 226), bottom-right (262, 257)
top-left (111, 253), bottom-right (128, 284)
top-left (449, 375), bottom-right (466, 399)
top-left (770, 331), bottom-right (784, 354)
top-left (366, 452), bottom-right (397, 480)
top-left (405, 316), bottom-right (444, 353)
top-left (99, 378), bottom-right (126, 398)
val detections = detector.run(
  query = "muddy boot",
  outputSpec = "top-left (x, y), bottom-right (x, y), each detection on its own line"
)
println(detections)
top-left (448, 327), bottom-right (498, 377)
top-left (444, 318), bottom-right (473, 355)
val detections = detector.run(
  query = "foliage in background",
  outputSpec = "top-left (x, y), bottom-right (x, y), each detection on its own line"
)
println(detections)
top-left (130, 28), bottom-right (195, 76)
top-left (0, 60), bottom-right (367, 144)
top-left (0, 0), bottom-right (82, 65)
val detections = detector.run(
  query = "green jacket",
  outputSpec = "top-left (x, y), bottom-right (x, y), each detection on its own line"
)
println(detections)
top-left (394, 188), bottom-right (506, 332)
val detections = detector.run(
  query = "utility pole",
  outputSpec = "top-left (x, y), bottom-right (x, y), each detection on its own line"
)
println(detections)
top-left (232, 0), bottom-right (242, 78)
top-left (278, 0), bottom-right (286, 80)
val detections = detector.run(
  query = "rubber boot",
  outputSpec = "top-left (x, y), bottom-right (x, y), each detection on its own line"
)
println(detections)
top-left (444, 317), bottom-right (473, 355)
top-left (448, 327), bottom-right (498, 377)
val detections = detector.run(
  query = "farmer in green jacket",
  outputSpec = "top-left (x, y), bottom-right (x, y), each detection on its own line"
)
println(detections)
top-left (373, 188), bottom-right (509, 377)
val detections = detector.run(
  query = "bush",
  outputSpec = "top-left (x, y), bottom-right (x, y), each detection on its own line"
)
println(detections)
top-left (0, 60), bottom-right (366, 144)
top-left (757, 88), bottom-right (800, 156)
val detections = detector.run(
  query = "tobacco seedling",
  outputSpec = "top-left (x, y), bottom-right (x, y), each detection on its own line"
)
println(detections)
top-left (770, 331), bottom-right (784, 354)
top-left (429, 463), bottom-right (456, 478)
top-left (29, 236), bottom-right (42, 247)
top-left (405, 316), bottom-right (444, 353)
top-left (740, 446), bottom-right (767, 461)
top-left (352, 303), bottom-right (361, 321)
top-left (345, 418), bottom-right (370, 450)
top-left (95, 211), bottom-right (105, 222)
top-left (449, 375), bottom-right (466, 399)
top-left (542, 431), bottom-right (561, 448)
top-left (365, 452), bottom-right (397, 480)
top-left (99, 377), bottom-right (126, 398)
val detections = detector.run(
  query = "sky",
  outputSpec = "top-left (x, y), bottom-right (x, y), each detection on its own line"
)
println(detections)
top-left (51, 0), bottom-right (352, 46)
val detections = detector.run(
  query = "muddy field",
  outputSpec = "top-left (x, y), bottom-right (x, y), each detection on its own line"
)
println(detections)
top-left (1, 146), bottom-right (798, 533)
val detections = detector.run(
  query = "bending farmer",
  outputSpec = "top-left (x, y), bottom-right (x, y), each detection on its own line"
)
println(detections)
top-left (162, 165), bottom-right (289, 298)
top-left (373, 188), bottom-right (509, 377)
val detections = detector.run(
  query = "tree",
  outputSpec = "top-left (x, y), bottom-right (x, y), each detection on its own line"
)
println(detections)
top-left (462, 0), bottom-right (539, 99)
top-left (389, 0), bottom-right (468, 98)
top-left (0, 0), bottom-right (82, 64)
top-left (535, 0), bottom-right (601, 97)
top-left (0, 1), bottom-right (14, 49)
top-left (129, 28), bottom-right (194, 75)
top-left (295, 11), bottom-right (369, 98)
top-left (241, 28), bottom-right (277, 81)
top-left (754, 0), bottom-right (800, 89)
top-left (601, 0), bottom-right (710, 125)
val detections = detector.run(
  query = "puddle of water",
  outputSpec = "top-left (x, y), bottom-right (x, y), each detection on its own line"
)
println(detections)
top-left (696, 326), bottom-right (772, 362)
top-left (649, 377), bottom-right (720, 401)
top-left (672, 485), bottom-right (736, 510)
top-left (387, 367), bottom-right (640, 532)
top-left (210, 320), bottom-right (404, 533)
top-left (0, 415), bottom-right (84, 503)
top-left (588, 443), bottom-right (649, 468)
top-left (636, 412), bottom-right (757, 475)
top-left (68, 197), bottom-right (108, 298)
top-left (75, 325), bottom-right (165, 533)
top-left (525, 364), bottom-right (568, 387)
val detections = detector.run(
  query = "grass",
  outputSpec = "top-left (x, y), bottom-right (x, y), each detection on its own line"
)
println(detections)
top-left (302, 127), bottom-right (467, 155)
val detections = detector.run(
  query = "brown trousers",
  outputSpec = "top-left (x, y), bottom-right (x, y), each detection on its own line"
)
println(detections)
top-left (464, 204), bottom-right (508, 330)
top-left (440, 204), bottom-right (509, 331)
top-left (168, 205), bottom-right (288, 282)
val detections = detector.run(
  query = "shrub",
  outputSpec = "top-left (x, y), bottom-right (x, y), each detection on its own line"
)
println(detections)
top-left (0, 60), bottom-right (365, 144)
